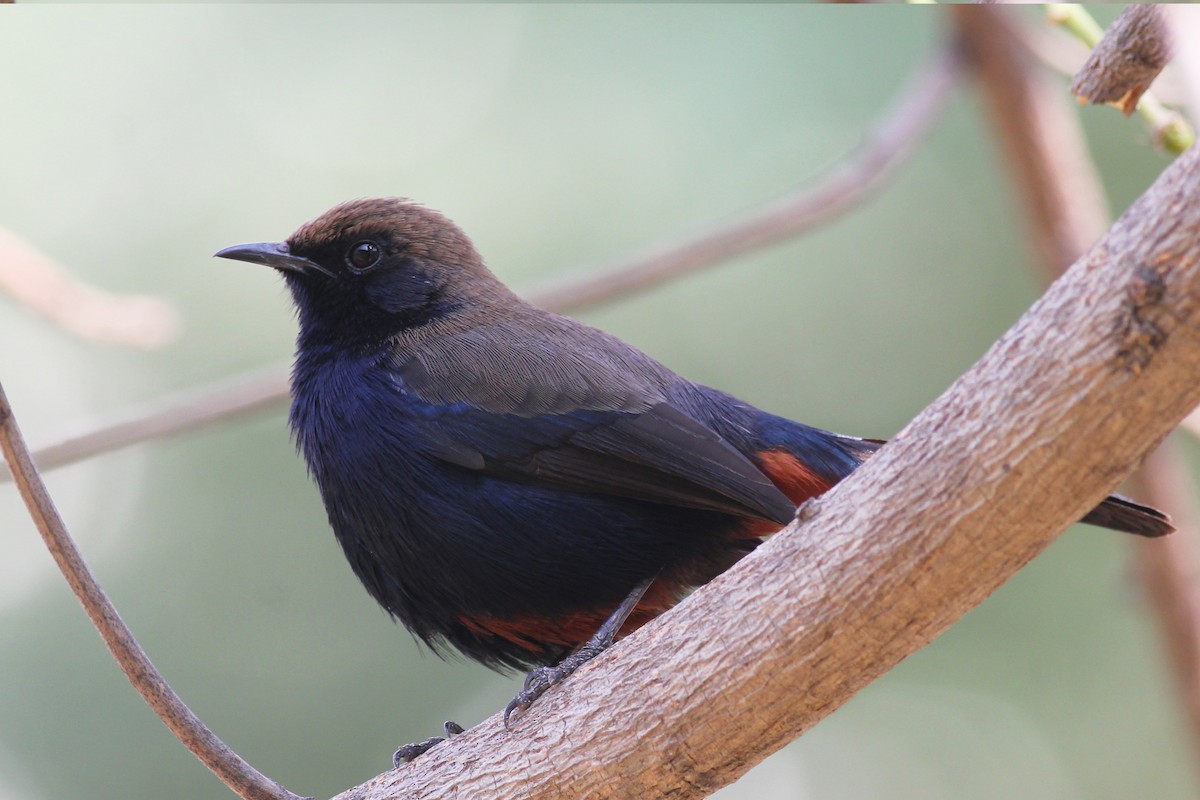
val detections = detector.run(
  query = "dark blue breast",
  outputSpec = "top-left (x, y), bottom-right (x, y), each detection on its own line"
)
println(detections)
top-left (288, 348), bottom-right (742, 665)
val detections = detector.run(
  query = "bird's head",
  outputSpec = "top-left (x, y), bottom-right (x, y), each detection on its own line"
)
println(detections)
top-left (217, 198), bottom-right (512, 345)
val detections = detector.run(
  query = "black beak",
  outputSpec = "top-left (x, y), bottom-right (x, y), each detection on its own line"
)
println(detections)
top-left (214, 241), bottom-right (334, 277)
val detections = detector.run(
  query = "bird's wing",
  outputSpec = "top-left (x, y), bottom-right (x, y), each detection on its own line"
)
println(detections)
top-left (387, 314), bottom-right (795, 524)
top-left (418, 400), bottom-right (796, 524)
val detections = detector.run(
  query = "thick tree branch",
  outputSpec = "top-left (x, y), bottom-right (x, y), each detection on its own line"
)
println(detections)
top-left (0, 382), bottom-right (304, 800)
top-left (331, 134), bottom-right (1200, 800)
top-left (958, 5), bottom-right (1200, 783)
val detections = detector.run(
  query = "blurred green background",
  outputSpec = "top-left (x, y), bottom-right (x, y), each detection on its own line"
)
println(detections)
top-left (0, 5), bottom-right (1192, 800)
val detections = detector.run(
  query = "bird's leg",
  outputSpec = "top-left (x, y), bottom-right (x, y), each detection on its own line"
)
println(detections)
top-left (504, 577), bottom-right (655, 728)
top-left (392, 720), bottom-right (465, 766)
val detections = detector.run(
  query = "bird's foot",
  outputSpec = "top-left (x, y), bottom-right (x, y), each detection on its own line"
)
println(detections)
top-left (392, 720), bottom-right (465, 766)
top-left (503, 640), bottom-right (607, 728)
top-left (503, 577), bottom-right (656, 729)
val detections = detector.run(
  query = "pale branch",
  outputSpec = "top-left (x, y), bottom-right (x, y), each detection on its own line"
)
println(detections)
top-left (954, 6), bottom-right (1109, 278)
top-left (0, 382), bottom-right (305, 800)
top-left (1069, 5), bottom-right (1169, 116)
top-left (531, 42), bottom-right (961, 311)
top-left (0, 226), bottom-right (180, 349)
top-left (1128, 452), bottom-right (1200, 787)
top-left (0, 365), bottom-right (289, 484)
top-left (958, 4), bottom-right (1200, 783)
top-left (2, 41), bottom-right (962, 484)
top-left (331, 125), bottom-right (1200, 800)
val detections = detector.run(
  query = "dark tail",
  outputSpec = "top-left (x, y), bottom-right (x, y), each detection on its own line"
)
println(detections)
top-left (1082, 494), bottom-right (1173, 538)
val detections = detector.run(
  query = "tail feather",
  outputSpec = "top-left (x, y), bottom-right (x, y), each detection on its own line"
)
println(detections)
top-left (1082, 493), bottom-right (1173, 538)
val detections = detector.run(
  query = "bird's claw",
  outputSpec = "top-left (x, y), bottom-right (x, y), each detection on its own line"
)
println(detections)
top-left (503, 665), bottom-right (560, 729)
top-left (503, 622), bottom-right (629, 729)
top-left (392, 720), bottom-right (465, 766)
top-left (393, 736), bottom-right (443, 766)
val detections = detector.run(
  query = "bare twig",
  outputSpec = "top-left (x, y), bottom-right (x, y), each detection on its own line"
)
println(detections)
top-left (333, 140), bottom-right (1200, 800)
top-left (0, 226), bottom-right (180, 349)
top-left (532, 42), bottom-right (961, 311)
top-left (0, 365), bottom-right (289, 484)
top-left (957, 5), bottom-right (1200, 784)
top-left (1069, 5), bottom-right (1170, 115)
top-left (4, 41), bottom-right (963, 482)
top-left (0, 382), bottom-right (305, 800)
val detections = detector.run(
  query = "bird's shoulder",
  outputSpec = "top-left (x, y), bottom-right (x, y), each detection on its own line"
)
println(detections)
top-left (386, 305), bottom-right (679, 417)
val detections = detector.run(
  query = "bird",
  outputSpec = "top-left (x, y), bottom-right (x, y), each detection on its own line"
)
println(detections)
top-left (216, 197), bottom-right (1172, 759)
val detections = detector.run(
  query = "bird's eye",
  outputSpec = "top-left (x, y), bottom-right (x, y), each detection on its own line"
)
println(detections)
top-left (347, 241), bottom-right (382, 272)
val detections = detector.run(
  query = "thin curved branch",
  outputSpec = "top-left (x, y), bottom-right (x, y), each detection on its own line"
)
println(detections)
top-left (0, 364), bottom-right (289, 484)
top-left (0, 382), bottom-right (305, 800)
top-left (331, 140), bottom-right (1200, 800)
top-left (531, 41), bottom-right (961, 311)
top-left (0, 39), bottom-right (963, 484)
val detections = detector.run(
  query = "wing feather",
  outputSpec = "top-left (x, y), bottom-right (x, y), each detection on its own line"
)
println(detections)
top-left (422, 402), bottom-right (795, 524)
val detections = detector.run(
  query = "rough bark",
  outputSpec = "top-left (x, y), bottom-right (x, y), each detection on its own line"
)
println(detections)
top-left (959, 5), bottom-right (1200, 786)
top-left (1070, 5), bottom-right (1170, 115)
top-left (332, 144), bottom-right (1200, 800)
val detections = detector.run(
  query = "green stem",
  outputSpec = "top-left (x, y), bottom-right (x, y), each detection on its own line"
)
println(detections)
top-left (1045, 3), bottom-right (1104, 47)
top-left (1138, 95), bottom-right (1196, 155)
